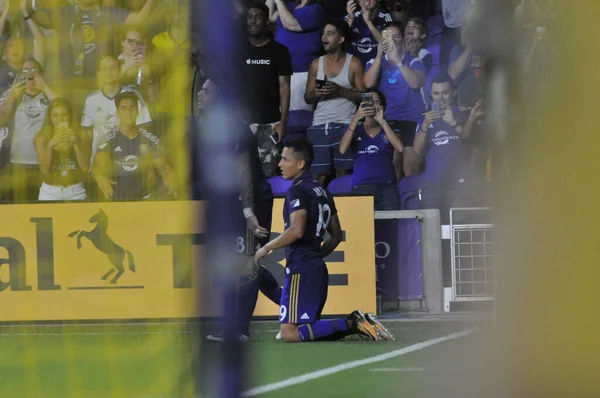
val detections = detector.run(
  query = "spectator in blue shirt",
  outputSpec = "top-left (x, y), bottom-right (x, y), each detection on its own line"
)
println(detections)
top-left (414, 73), bottom-right (484, 221)
top-left (268, 0), bottom-right (327, 129)
top-left (344, 0), bottom-right (393, 66)
top-left (363, 22), bottom-right (427, 179)
top-left (404, 17), bottom-right (432, 71)
top-left (339, 89), bottom-right (403, 210)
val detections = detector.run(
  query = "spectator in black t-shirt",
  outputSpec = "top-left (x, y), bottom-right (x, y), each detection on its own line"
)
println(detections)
top-left (241, 2), bottom-right (292, 178)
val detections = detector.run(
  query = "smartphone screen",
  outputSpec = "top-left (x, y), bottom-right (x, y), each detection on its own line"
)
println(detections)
top-left (269, 131), bottom-right (279, 144)
top-left (431, 101), bottom-right (441, 113)
top-left (361, 92), bottom-right (373, 107)
top-left (315, 79), bottom-right (326, 89)
top-left (57, 122), bottom-right (69, 131)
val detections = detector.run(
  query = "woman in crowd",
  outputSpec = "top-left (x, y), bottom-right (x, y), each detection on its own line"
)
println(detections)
top-left (364, 22), bottom-right (427, 178)
top-left (118, 26), bottom-right (154, 87)
top-left (339, 89), bottom-right (403, 210)
top-left (404, 17), bottom-right (432, 71)
top-left (35, 98), bottom-right (90, 201)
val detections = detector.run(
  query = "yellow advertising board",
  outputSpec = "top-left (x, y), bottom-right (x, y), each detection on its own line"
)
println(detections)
top-left (0, 197), bottom-right (376, 322)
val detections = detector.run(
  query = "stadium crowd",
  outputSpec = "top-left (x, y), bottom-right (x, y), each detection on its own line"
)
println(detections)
top-left (0, 0), bottom-right (552, 218)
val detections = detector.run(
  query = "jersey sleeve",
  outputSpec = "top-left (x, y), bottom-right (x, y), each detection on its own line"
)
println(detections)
top-left (408, 57), bottom-right (428, 75)
top-left (286, 184), bottom-right (309, 215)
top-left (81, 96), bottom-right (94, 127)
top-left (414, 115), bottom-right (426, 137)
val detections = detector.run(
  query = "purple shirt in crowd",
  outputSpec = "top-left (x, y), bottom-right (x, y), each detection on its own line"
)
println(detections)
top-left (366, 53), bottom-right (428, 122)
top-left (275, 2), bottom-right (326, 73)
top-left (416, 107), bottom-right (470, 184)
top-left (351, 125), bottom-right (396, 187)
top-left (345, 10), bottom-right (393, 66)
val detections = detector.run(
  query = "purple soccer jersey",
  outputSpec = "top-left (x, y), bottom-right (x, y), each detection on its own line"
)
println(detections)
top-left (351, 125), bottom-right (396, 187)
top-left (366, 53), bottom-right (428, 122)
top-left (345, 11), bottom-right (393, 66)
top-left (283, 172), bottom-right (337, 272)
top-left (416, 107), bottom-right (471, 184)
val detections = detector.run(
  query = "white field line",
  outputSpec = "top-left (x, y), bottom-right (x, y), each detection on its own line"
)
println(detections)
top-left (242, 329), bottom-right (476, 397)
top-left (369, 367), bottom-right (424, 372)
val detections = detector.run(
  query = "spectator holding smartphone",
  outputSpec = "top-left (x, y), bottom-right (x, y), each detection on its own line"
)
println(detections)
top-left (339, 89), bottom-right (403, 210)
top-left (364, 22), bottom-right (427, 179)
top-left (118, 27), bottom-right (153, 87)
top-left (241, 3), bottom-right (292, 178)
top-left (345, 0), bottom-right (393, 66)
top-left (0, 58), bottom-right (57, 202)
top-left (304, 19), bottom-right (365, 186)
top-left (414, 73), bottom-right (483, 221)
top-left (34, 98), bottom-right (90, 201)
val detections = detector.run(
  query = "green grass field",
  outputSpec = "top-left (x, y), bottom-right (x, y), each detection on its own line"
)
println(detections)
top-left (0, 316), bottom-right (485, 397)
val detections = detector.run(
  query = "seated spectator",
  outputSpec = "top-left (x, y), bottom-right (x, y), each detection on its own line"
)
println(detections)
top-left (345, 0), bottom-right (393, 66)
top-left (447, 27), bottom-right (484, 108)
top-left (81, 55), bottom-right (151, 164)
top-left (267, 0), bottom-right (326, 130)
top-left (241, 3), bottom-right (292, 178)
top-left (404, 17), bottom-right (432, 71)
top-left (0, 58), bottom-right (57, 202)
top-left (24, 0), bottom-right (157, 90)
top-left (364, 22), bottom-right (427, 178)
top-left (0, 0), bottom-right (46, 91)
top-left (34, 98), bottom-right (90, 201)
top-left (304, 19), bottom-right (365, 186)
top-left (339, 89), bottom-right (403, 210)
top-left (414, 73), bottom-right (484, 221)
top-left (92, 91), bottom-right (175, 201)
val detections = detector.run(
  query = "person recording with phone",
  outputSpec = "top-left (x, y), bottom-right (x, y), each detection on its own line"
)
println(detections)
top-left (34, 98), bottom-right (90, 201)
top-left (119, 27), bottom-right (154, 88)
top-left (345, 0), bottom-right (393, 66)
top-left (0, 59), bottom-right (57, 202)
top-left (304, 19), bottom-right (365, 187)
top-left (339, 89), bottom-right (403, 210)
top-left (364, 22), bottom-right (428, 180)
top-left (414, 73), bottom-right (484, 222)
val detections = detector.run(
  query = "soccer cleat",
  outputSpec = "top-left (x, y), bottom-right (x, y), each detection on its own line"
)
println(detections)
top-left (275, 331), bottom-right (282, 341)
top-left (206, 333), bottom-right (249, 343)
top-left (348, 310), bottom-right (380, 341)
top-left (365, 313), bottom-right (395, 341)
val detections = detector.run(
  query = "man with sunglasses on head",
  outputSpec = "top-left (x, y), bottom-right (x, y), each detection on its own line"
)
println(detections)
top-left (0, 59), bottom-right (57, 202)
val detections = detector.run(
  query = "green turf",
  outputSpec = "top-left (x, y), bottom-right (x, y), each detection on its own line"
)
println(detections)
top-left (0, 319), bottom-right (479, 397)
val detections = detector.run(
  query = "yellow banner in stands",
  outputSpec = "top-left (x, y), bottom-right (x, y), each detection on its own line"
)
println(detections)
top-left (0, 198), bottom-right (375, 322)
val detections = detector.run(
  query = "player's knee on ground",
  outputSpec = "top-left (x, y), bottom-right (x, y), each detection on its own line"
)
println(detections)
top-left (280, 324), bottom-right (302, 343)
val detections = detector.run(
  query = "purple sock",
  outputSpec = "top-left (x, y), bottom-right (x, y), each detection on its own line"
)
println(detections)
top-left (298, 319), bottom-right (350, 342)
top-left (257, 266), bottom-right (282, 305)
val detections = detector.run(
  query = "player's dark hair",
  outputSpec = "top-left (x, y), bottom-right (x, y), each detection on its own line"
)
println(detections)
top-left (115, 91), bottom-right (139, 108)
top-left (285, 140), bottom-right (314, 171)
top-left (247, 2), bottom-right (270, 19)
top-left (431, 72), bottom-right (453, 87)
top-left (324, 19), bottom-right (349, 41)
top-left (364, 87), bottom-right (387, 109)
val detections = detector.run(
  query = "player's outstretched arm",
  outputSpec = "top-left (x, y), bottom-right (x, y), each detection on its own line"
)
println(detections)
top-left (320, 213), bottom-right (343, 258)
